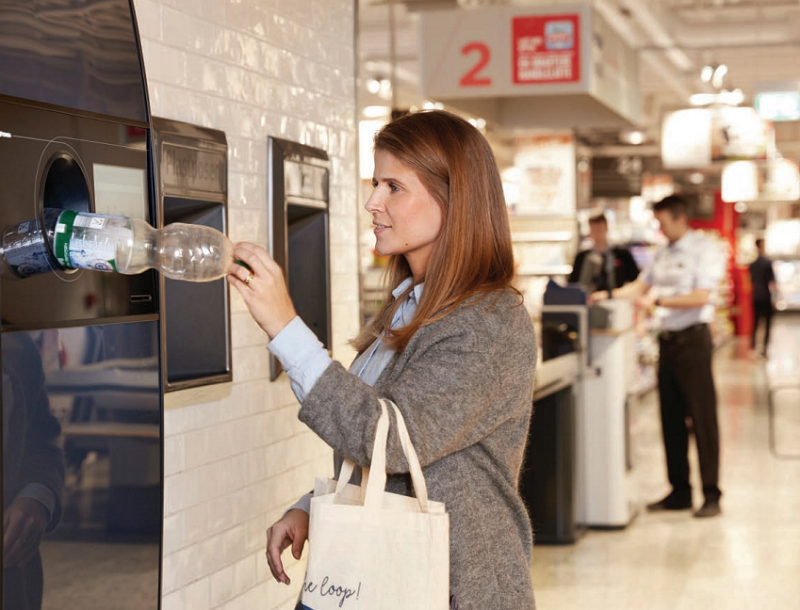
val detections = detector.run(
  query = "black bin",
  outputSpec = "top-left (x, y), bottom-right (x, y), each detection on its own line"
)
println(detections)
top-left (520, 384), bottom-right (580, 544)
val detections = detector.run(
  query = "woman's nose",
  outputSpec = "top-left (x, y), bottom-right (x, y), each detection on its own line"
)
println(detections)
top-left (365, 191), bottom-right (382, 213)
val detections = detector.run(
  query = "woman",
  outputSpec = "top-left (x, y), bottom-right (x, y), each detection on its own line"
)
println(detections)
top-left (228, 110), bottom-right (537, 609)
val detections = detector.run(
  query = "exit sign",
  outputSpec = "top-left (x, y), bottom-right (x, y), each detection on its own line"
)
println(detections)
top-left (755, 91), bottom-right (800, 122)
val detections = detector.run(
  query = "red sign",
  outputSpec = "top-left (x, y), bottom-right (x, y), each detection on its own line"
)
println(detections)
top-left (512, 14), bottom-right (580, 84)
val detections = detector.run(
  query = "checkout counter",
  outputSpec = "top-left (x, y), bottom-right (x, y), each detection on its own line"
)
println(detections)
top-left (521, 282), bottom-right (637, 544)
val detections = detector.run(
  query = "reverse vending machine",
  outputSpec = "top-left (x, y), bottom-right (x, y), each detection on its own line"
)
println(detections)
top-left (0, 2), bottom-right (162, 609)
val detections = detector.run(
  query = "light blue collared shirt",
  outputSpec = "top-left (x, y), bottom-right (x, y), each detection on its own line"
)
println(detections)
top-left (640, 229), bottom-right (724, 331)
top-left (269, 277), bottom-right (423, 513)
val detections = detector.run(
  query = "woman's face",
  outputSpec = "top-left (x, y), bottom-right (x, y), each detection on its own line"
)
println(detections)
top-left (365, 149), bottom-right (443, 281)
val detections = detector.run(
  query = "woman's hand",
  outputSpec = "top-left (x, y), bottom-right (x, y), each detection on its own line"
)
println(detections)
top-left (3, 497), bottom-right (49, 567)
top-left (266, 508), bottom-right (309, 585)
top-left (227, 242), bottom-right (297, 339)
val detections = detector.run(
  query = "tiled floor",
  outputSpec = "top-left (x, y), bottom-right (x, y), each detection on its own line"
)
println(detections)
top-left (531, 314), bottom-right (800, 609)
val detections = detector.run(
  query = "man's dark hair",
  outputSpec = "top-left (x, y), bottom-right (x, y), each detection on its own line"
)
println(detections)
top-left (755, 237), bottom-right (765, 250)
top-left (653, 194), bottom-right (689, 219)
top-left (588, 212), bottom-right (608, 226)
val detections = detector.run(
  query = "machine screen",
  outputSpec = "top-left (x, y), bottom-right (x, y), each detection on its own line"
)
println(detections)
top-left (94, 164), bottom-right (148, 221)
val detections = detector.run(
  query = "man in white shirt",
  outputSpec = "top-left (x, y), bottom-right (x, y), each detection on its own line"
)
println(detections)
top-left (592, 195), bottom-right (724, 518)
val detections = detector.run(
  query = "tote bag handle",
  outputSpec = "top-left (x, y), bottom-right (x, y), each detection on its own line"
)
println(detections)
top-left (363, 399), bottom-right (431, 513)
top-left (334, 459), bottom-right (370, 504)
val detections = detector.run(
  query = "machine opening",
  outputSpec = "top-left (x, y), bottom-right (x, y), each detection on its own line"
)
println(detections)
top-left (41, 153), bottom-right (91, 213)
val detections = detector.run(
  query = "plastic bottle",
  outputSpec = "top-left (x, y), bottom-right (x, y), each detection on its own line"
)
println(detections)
top-left (50, 210), bottom-right (234, 282)
top-left (1, 208), bottom-right (63, 278)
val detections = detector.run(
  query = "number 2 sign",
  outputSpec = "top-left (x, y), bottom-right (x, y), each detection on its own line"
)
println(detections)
top-left (459, 42), bottom-right (492, 87)
top-left (456, 16), bottom-right (581, 89)
top-left (420, 7), bottom-right (587, 99)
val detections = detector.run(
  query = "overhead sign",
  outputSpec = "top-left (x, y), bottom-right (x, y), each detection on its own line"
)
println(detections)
top-left (419, 6), bottom-right (589, 98)
top-left (661, 109), bottom-right (713, 169)
top-left (418, 4), bottom-right (640, 128)
top-left (661, 107), bottom-right (771, 169)
top-left (591, 155), bottom-right (642, 198)
top-left (722, 158), bottom-right (800, 203)
top-left (713, 107), bottom-right (771, 161)
top-left (512, 14), bottom-right (581, 84)
top-left (514, 133), bottom-right (576, 215)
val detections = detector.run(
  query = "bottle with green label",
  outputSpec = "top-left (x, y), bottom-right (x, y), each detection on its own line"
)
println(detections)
top-left (0, 208), bottom-right (62, 278)
top-left (52, 211), bottom-right (235, 282)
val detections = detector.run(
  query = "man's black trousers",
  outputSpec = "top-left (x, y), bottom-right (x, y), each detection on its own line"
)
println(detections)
top-left (751, 300), bottom-right (773, 354)
top-left (657, 323), bottom-right (721, 501)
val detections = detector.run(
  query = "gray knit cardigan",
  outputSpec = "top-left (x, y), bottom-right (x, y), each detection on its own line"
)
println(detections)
top-left (299, 289), bottom-right (538, 610)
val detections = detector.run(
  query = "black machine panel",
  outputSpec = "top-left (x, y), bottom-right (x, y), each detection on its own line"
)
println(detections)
top-left (0, 0), bottom-right (148, 123)
top-left (0, 99), bottom-right (157, 330)
top-left (2, 321), bottom-right (161, 610)
top-left (1, 1), bottom-right (163, 607)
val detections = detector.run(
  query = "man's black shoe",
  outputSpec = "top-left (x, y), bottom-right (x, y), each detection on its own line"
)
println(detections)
top-left (693, 499), bottom-right (721, 518)
top-left (646, 492), bottom-right (693, 512)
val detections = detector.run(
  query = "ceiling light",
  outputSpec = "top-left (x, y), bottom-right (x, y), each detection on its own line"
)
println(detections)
top-left (689, 172), bottom-right (704, 184)
top-left (689, 89), bottom-right (743, 107)
top-left (718, 89), bottom-right (744, 105)
top-left (621, 129), bottom-right (645, 145)
top-left (378, 79), bottom-right (393, 98)
top-left (734, 201), bottom-right (748, 213)
top-left (701, 65), bottom-right (714, 83)
top-left (690, 93), bottom-right (716, 106)
top-left (362, 105), bottom-right (390, 119)
top-left (366, 78), bottom-right (381, 95)
top-left (712, 64), bottom-right (728, 89)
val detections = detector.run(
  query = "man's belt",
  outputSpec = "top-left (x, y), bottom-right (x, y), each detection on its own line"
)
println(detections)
top-left (659, 323), bottom-right (707, 342)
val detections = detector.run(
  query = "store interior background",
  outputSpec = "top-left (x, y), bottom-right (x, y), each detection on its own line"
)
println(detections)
top-left (355, 2), bottom-right (800, 609)
top-left (358, 0), bottom-right (800, 339)
top-left (15, 1), bottom-right (799, 610)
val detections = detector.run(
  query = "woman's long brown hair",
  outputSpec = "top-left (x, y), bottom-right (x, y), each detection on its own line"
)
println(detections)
top-left (353, 110), bottom-right (518, 353)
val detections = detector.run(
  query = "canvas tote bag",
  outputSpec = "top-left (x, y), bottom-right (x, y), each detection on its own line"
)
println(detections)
top-left (299, 399), bottom-right (450, 610)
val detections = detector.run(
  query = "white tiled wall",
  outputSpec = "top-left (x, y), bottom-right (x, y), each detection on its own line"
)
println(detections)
top-left (132, 1), bottom-right (358, 608)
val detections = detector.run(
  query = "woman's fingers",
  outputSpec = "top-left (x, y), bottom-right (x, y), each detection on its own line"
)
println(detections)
top-left (232, 242), bottom-right (283, 278)
top-left (266, 525), bottom-right (291, 584)
top-left (265, 511), bottom-right (309, 586)
top-left (228, 242), bottom-right (287, 294)
top-left (226, 241), bottom-right (297, 339)
top-left (291, 530), bottom-right (305, 560)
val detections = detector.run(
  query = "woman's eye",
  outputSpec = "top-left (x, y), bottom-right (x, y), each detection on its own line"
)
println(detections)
top-left (389, 183), bottom-right (399, 192)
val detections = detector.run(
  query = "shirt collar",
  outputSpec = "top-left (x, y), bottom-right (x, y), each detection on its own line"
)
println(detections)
top-left (669, 229), bottom-right (694, 250)
top-left (392, 277), bottom-right (424, 303)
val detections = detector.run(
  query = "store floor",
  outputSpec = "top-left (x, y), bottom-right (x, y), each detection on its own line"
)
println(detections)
top-left (531, 313), bottom-right (800, 609)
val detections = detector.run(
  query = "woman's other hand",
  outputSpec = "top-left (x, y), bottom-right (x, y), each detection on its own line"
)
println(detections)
top-left (227, 242), bottom-right (297, 339)
top-left (265, 508), bottom-right (309, 585)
